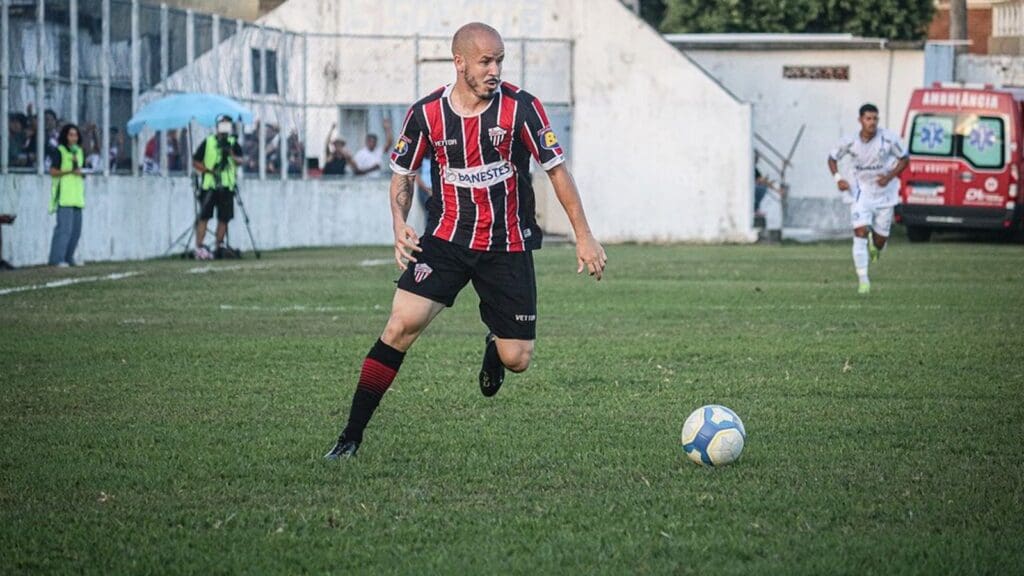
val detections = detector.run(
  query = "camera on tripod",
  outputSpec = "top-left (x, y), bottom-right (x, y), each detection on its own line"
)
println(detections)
top-left (214, 139), bottom-right (233, 175)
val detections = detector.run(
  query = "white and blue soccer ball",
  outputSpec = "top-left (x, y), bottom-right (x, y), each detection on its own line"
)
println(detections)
top-left (681, 405), bottom-right (746, 466)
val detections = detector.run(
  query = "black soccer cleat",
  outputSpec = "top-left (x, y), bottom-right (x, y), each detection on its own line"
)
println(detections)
top-left (324, 436), bottom-right (360, 460)
top-left (479, 332), bottom-right (505, 397)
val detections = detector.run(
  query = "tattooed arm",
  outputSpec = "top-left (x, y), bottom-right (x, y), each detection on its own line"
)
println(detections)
top-left (391, 173), bottom-right (421, 270)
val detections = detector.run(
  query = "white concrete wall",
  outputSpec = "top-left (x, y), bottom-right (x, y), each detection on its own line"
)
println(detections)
top-left (0, 175), bottom-right (422, 267)
top-left (957, 54), bottom-right (1024, 85)
top-left (262, 0), bottom-right (754, 242)
top-left (685, 48), bottom-right (924, 230)
top-left (567, 2), bottom-right (753, 241)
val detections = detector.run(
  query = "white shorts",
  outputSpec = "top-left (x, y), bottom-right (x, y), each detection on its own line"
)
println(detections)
top-left (850, 201), bottom-right (894, 236)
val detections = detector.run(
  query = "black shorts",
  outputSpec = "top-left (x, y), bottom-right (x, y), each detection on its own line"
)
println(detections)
top-left (397, 234), bottom-right (537, 340)
top-left (198, 188), bottom-right (234, 222)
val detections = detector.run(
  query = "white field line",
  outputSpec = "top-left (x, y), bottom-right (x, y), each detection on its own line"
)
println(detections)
top-left (359, 258), bottom-right (393, 267)
top-left (219, 304), bottom-right (384, 313)
top-left (0, 271), bottom-right (143, 297)
top-left (188, 264), bottom-right (271, 274)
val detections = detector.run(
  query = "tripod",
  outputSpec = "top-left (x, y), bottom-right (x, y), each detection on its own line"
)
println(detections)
top-left (164, 173), bottom-right (211, 259)
top-left (232, 185), bottom-right (261, 260)
top-left (165, 174), bottom-right (261, 260)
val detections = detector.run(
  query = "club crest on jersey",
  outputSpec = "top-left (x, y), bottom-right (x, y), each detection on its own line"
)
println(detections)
top-left (488, 126), bottom-right (507, 147)
top-left (413, 263), bottom-right (433, 283)
top-left (538, 127), bottom-right (560, 151)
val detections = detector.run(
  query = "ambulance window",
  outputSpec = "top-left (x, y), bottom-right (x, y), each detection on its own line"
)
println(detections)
top-left (910, 114), bottom-right (954, 156)
top-left (959, 116), bottom-right (1004, 169)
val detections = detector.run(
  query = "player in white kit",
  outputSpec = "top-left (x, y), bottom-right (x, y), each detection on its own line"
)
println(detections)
top-left (827, 104), bottom-right (909, 294)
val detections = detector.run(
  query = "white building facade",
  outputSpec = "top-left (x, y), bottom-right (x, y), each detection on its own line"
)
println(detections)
top-left (670, 34), bottom-right (925, 232)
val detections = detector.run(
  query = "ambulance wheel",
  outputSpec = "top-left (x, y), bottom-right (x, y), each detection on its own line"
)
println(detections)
top-left (906, 226), bottom-right (932, 243)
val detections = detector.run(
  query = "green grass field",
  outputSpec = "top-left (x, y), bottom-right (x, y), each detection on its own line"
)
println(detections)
top-left (2, 237), bottom-right (1023, 574)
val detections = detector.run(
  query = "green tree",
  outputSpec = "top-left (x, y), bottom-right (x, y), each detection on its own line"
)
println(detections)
top-left (660, 0), bottom-right (935, 41)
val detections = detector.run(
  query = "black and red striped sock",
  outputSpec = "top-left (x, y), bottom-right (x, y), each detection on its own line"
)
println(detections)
top-left (341, 339), bottom-right (405, 442)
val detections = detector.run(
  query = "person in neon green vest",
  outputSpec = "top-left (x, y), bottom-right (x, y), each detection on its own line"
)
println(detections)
top-left (48, 124), bottom-right (86, 267)
top-left (191, 115), bottom-right (243, 260)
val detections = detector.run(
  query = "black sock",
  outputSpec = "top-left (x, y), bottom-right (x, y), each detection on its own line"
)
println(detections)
top-left (340, 339), bottom-right (405, 443)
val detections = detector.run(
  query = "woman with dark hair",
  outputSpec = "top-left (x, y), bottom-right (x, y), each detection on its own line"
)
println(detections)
top-left (48, 123), bottom-right (86, 267)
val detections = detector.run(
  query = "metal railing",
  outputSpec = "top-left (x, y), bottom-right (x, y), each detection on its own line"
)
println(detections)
top-left (1, 0), bottom-right (574, 179)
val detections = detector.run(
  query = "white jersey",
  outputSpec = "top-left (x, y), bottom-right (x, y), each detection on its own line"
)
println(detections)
top-left (830, 128), bottom-right (908, 206)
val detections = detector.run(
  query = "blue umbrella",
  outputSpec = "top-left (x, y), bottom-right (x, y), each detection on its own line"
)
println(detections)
top-left (126, 92), bottom-right (253, 136)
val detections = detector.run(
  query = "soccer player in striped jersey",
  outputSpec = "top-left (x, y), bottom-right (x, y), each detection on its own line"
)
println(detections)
top-left (828, 103), bottom-right (909, 294)
top-left (326, 22), bottom-right (607, 459)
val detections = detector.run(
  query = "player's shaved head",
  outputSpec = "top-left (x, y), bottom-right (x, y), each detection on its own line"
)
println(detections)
top-left (451, 22), bottom-right (503, 57)
top-left (451, 22), bottom-right (505, 103)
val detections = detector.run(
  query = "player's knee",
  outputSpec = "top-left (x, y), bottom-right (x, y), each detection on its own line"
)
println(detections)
top-left (501, 345), bottom-right (533, 373)
top-left (381, 315), bottom-right (422, 349)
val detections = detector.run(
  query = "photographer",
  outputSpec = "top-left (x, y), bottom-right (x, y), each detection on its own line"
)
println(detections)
top-left (192, 115), bottom-right (243, 260)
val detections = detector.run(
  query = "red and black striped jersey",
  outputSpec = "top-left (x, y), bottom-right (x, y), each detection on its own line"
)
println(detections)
top-left (389, 82), bottom-right (565, 252)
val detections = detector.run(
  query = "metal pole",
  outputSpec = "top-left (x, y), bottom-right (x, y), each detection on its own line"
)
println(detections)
top-left (211, 14), bottom-right (219, 94)
top-left (36, 0), bottom-right (45, 176)
top-left (280, 31), bottom-right (287, 182)
top-left (413, 33), bottom-right (420, 99)
top-left (130, 0), bottom-right (139, 176)
top-left (101, 0), bottom-right (110, 176)
top-left (519, 39), bottom-right (526, 88)
top-left (69, 0), bottom-right (78, 124)
top-left (1, 0), bottom-right (9, 174)
top-left (159, 2), bottom-right (168, 176)
top-left (236, 18), bottom-right (244, 181)
top-left (185, 8), bottom-right (193, 178)
top-left (301, 31), bottom-right (307, 180)
top-left (258, 23), bottom-right (266, 181)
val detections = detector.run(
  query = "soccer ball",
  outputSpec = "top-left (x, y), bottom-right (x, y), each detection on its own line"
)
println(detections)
top-left (681, 405), bottom-right (746, 466)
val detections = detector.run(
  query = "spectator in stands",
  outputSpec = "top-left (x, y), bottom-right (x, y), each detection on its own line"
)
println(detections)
top-left (22, 111), bottom-right (38, 168)
top-left (242, 124), bottom-right (259, 173)
top-left (265, 123), bottom-right (281, 175)
top-left (166, 128), bottom-right (183, 172)
top-left (322, 123), bottom-right (351, 177)
top-left (48, 124), bottom-right (87, 267)
top-left (7, 113), bottom-right (31, 168)
top-left (351, 116), bottom-right (393, 176)
top-left (0, 213), bottom-right (15, 270)
top-left (82, 123), bottom-right (102, 171)
top-left (287, 130), bottom-right (304, 175)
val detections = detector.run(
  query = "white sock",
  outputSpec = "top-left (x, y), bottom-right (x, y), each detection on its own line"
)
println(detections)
top-left (853, 237), bottom-right (869, 283)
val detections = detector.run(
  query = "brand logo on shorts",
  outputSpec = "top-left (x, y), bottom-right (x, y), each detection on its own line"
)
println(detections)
top-left (515, 314), bottom-right (536, 322)
top-left (414, 263), bottom-right (433, 283)
top-left (488, 126), bottom-right (507, 147)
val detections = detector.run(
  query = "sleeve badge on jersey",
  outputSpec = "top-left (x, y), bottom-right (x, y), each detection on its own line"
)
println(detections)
top-left (538, 127), bottom-right (560, 151)
top-left (393, 137), bottom-right (411, 157)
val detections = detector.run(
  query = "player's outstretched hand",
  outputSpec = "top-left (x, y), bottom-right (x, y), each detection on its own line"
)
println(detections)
top-left (836, 179), bottom-right (850, 192)
top-left (576, 233), bottom-right (607, 281)
top-left (394, 223), bottom-right (422, 270)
